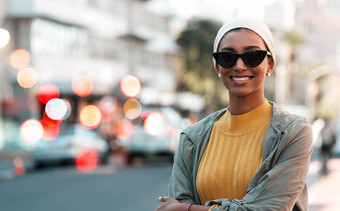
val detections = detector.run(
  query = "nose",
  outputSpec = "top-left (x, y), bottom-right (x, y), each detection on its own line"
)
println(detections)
top-left (234, 57), bottom-right (247, 71)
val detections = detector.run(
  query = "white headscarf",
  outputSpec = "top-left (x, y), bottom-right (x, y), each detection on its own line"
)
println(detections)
top-left (213, 16), bottom-right (276, 70)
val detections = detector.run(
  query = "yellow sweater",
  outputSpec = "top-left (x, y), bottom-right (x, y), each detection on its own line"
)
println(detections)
top-left (196, 100), bottom-right (272, 205)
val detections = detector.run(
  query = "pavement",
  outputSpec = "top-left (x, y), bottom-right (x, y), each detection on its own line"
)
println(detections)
top-left (308, 158), bottom-right (340, 211)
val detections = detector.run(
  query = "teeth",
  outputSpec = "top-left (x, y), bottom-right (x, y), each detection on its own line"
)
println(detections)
top-left (232, 77), bottom-right (251, 81)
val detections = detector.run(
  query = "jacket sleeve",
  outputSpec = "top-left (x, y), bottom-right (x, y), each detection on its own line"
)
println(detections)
top-left (207, 119), bottom-right (313, 211)
top-left (166, 133), bottom-right (195, 203)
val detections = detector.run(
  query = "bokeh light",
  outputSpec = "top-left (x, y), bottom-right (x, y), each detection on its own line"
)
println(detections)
top-left (98, 96), bottom-right (117, 122)
top-left (45, 98), bottom-right (67, 120)
top-left (114, 119), bottom-right (133, 140)
top-left (76, 149), bottom-right (98, 172)
top-left (0, 28), bottom-right (10, 48)
top-left (38, 83), bottom-right (60, 104)
top-left (123, 99), bottom-right (142, 120)
top-left (62, 99), bottom-right (72, 120)
top-left (17, 66), bottom-right (38, 88)
top-left (42, 111), bottom-right (62, 126)
top-left (72, 75), bottom-right (93, 97)
top-left (20, 119), bottom-right (44, 144)
top-left (79, 105), bottom-right (102, 129)
top-left (120, 75), bottom-right (141, 97)
top-left (144, 111), bottom-right (166, 136)
top-left (10, 49), bottom-right (31, 70)
top-left (41, 123), bottom-right (60, 141)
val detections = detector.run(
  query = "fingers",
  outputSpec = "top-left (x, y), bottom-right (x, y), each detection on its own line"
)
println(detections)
top-left (158, 196), bottom-right (168, 202)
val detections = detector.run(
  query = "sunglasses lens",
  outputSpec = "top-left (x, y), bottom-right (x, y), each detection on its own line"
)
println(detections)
top-left (213, 52), bottom-right (237, 68)
top-left (243, 51), bottom-right (267, 67)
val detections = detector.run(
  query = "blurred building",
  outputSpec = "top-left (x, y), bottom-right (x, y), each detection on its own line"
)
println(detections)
top-left (294, 0), bottom-right (340, 118)
top-left (263, 0), bottom-right (340, 119)
top-left (2, 0), bottom-right (181, 121)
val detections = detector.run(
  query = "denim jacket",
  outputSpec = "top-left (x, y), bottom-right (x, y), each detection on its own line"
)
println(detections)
top-left (166, 102), bottom-right (313, 211)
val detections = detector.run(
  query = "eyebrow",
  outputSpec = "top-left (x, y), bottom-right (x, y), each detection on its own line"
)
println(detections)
top-left (220, 45), bottom-right (262, 52)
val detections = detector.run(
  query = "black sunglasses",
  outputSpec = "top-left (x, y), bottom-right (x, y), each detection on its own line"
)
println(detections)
top-left (213, 50), bottom-right (271, 69)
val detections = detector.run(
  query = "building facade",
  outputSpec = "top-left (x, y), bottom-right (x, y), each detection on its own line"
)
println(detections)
top-left (2, 0), bottom-right (180, 121)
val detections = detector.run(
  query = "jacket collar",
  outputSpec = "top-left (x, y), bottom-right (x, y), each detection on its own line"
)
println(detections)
top-left (182, 101), bottom-right (299, 141)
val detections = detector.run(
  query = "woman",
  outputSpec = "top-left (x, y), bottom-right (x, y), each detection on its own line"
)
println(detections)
top-left (156, 17), bottom-right (313, 211)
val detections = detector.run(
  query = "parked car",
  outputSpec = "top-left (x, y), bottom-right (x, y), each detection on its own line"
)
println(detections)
top-left (32, 124), bottom-right (109, 168)
top-left (117, 107), bottom-right (186, 165)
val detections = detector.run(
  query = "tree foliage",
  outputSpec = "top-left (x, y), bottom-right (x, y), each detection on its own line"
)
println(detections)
top-left (176, 18), bottom-right (227, 114)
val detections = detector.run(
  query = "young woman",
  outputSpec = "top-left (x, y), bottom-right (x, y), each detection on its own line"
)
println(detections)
top-left (156, 17), bottom-right (313, 211)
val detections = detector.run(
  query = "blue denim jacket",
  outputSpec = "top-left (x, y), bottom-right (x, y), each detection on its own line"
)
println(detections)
top-left (166, 102), bottom-right (313, 211)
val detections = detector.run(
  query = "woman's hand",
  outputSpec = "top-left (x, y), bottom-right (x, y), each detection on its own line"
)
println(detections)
top-left (156, 196), bottom-right (182, 211)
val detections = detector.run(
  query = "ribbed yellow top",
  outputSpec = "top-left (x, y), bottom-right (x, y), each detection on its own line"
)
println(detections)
top-left (196, 100), bottom-right (272, 205)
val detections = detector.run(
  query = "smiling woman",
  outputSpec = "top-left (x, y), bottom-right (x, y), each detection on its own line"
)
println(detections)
top-left (156, 17), bottom-right (313, 211)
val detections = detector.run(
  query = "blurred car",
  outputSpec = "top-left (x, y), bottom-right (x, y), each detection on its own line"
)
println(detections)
top-left (117, 107), bottom-right (186, 165)
top-left (32, 124), bottom-right (109, 168)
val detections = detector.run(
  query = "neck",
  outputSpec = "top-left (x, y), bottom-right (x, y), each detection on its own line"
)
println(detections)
top-left (228, 95), bottom-right (265, 115)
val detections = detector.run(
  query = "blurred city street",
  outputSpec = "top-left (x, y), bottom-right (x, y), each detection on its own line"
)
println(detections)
top-left (1, 0), bottom-right (340, 211)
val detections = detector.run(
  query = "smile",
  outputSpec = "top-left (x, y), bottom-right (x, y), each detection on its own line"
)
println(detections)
top-left (230, 76), bottom-right (254, 81)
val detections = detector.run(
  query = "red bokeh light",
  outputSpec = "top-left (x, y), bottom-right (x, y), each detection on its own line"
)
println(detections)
top-left (41, 124), bottom-right (60, 141)
top-left (76, 149), bottom-right (98, 172)
top-left (38, 84), bottom-right (60, 104)
top-left (41, 112), bottom-right (62, 127)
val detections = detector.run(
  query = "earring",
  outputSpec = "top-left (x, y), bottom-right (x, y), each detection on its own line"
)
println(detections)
top-left (218, 73), bottom-right (221, 78)
top-left (266, 72), bottom-right (271, 77)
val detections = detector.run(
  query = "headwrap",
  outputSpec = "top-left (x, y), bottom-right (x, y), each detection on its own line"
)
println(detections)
top-left (213, 16), bottom-right (276, 69)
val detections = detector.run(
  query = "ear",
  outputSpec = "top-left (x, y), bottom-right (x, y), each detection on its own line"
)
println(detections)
top-left (215, 63), bottom-right (221, 76)
top-left (267, 56), bottom-right (275, 75)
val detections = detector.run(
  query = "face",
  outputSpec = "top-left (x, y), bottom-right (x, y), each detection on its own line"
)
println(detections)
top-left (216, 28), bottom-right (274, 100)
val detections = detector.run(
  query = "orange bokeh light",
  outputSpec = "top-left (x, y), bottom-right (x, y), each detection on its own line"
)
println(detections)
top-left (17, 66), bottom-right (38, 88)
top-left (10, 49), bottom-right (31, 70)
top-left (76, 149), bottom-right (98, 172)
top-left (120, 75), bottom-right (141, 97)
top-left (123, 99), bottom-right (142, 120)
top-left (20, 119), bottom-right (44, 144)
top-left (38, 83), bottom-right (60, 104)
top-left (79, 105), bottom-right (102, 129)
top-left (72, 75), bottom-right (93, 97)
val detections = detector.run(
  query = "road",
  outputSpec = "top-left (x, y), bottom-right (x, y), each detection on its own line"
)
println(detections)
top-left (1, 155), bottom-right (339, 211)
top-left (0, 163), bottom-right (172, 211)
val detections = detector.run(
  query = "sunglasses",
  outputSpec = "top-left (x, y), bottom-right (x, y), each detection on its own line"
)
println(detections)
top-left (213, 50), bottom-right (271, 69)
